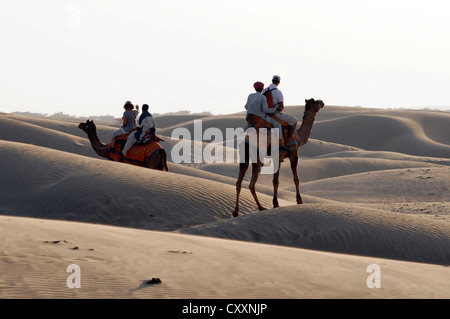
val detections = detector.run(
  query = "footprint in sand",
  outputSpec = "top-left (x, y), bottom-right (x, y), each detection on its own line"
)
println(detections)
top-left (43, 240), bottom-right (94, 251)
top-left (43, 240), bottom-right (69, 244)
top-left (167, 250), bottom-right (193, 254)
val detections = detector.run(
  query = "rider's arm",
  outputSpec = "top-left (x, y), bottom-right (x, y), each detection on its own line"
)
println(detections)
top-left (244, 94), bottom-right (252, 110)
top-left (261, 96), bottom-right (276, 114)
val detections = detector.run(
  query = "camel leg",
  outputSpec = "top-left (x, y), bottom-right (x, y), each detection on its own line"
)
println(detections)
top-left (290, 155), bottom-right (303, 204)
top-left (233, 163), bottom-right (249, 217)
top-left (151, 152), bottom-right (163, 171)
top-left (272, 162), bottom-right (281, 208)
top-left (249, 163), bottom-right (266, 211)
top-left (145, 150), bottom-right (168, 171)
top-left (107, 137), bottom-right (117, 150)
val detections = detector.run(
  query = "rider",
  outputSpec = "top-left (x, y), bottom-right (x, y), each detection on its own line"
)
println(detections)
top-left (245, 81), bottom-right (282, 139)
top-left (262, 75), bottom-right (298, 145)
top-left (108, 101), bottom-right (139, 150)
top-left (122, 104), bottom-right (157, 157)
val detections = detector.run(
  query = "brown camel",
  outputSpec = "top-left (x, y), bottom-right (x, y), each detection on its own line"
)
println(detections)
top-left (233, 98), bottom-right (324, 217)
top-left (78, 120), bottom-right (168, 171)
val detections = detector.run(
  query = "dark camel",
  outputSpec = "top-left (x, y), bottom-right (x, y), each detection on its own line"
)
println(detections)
top-left (233, 98), bottom-right (324, 217)
top-left (78, 120), bottom-right (168, 171)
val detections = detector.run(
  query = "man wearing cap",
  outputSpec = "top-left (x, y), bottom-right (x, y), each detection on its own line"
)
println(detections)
top-left (245, 81), bottom-right (282, 138)
top-left (262, 75), bottom-right (298, 145)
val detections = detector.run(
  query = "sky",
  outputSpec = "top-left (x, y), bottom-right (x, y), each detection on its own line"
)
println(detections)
top-left (1, 0), bottom-right (449, 117)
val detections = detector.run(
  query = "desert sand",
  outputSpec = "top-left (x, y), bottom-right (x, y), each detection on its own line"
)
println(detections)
top-left (0, 105), bottom-right (449, 299)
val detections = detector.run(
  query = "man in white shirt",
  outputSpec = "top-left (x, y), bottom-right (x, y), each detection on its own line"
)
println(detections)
top-left (122, 104), bottom-right (157, 156)
top-left (245, 81), bottom-right (282, 139)
top-left (262, 75), bottom-right (298, 145)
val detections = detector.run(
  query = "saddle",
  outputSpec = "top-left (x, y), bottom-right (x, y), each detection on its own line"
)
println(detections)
top-left (246, 114), bottom-right (291, 148)
top-left (108, 128), bottom-right (164, 164)
top-left (246, 114), bottom-right (290, 129)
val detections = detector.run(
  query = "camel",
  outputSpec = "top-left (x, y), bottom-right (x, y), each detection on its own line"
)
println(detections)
top-left (233, 98), bottom-right (324, 217)
top-left (78, 120), bottom-right (168, 171)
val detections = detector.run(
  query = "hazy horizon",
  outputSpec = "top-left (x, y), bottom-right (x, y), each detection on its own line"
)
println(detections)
top-left (1, 0), bottom-right (449, 117)
top-left (8, 104), bottom-right (450, 120)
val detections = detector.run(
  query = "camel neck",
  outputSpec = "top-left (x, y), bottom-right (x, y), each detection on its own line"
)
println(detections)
top-left (88, 134), bottom-right (109, 158)
top-left (296, 113), bottom-right (316, 147)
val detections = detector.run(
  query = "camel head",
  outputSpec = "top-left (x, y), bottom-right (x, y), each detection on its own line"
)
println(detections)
top-left (305, 98), bottom-right (325, 116)
top-left (78, 120), bottom-right (97, 137)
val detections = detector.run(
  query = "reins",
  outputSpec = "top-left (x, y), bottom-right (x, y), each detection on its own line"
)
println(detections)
top-left (303, 111), bottom-right (317, 120)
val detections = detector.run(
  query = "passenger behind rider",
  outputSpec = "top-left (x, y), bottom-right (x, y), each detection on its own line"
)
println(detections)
top-left (122, 104), bottom-right (157, 157)
top-left (262, 75), bottom-right (298, 145)
top-left (245, 81), bottom-right (282, 140)
top-left (108, 101), bottom-right (139, 150)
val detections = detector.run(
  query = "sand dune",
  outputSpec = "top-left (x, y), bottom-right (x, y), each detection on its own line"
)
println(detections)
top-left (0, 140), bottom-right (281, 231)
top-left (1, 105), bottom-right (449, 299)
top-left (155, 114), bottom-right (220, 130)
top-left (169, 162), bottom-right (333, 204)
top-left (5, 114), bottom-right (124, 151)
top-left (180, 203), bottom-right (450, 265)
top-left (363, 202), bottom-right (450, 223)
top-left (3, 114), bottom-right (117, 138)
top-left (299, 139), bottom-right (362, 157)
top-left (158, 115), bottom-right (247, 138)
top-left (312, 114), bottom-right (450, 158)
top-left (5, 113), bottom-right (237, 164)
top-left (199, 157), bottom-right (441, 185)
top-left (301, 166), bottom-right (450, 203)
top-left (1, 215), bottom-right (449, 299)
top-left (296, 157), bottom-right (443, 182)
top-left (0, 116), bottom-right (94, 157)
top-left (406, 112), bottom-right (450, 145)
top-left (316, 150), bottom-right (450, 165)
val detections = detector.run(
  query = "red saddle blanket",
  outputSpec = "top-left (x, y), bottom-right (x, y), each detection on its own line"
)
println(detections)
top-left (108, 130), bottom-right (164, 165)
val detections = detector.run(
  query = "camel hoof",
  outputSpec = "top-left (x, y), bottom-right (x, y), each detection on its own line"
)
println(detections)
top-left (232, 211), bottom-right (239, 218)
top-left (258, 207), bottom-right (267, 211)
